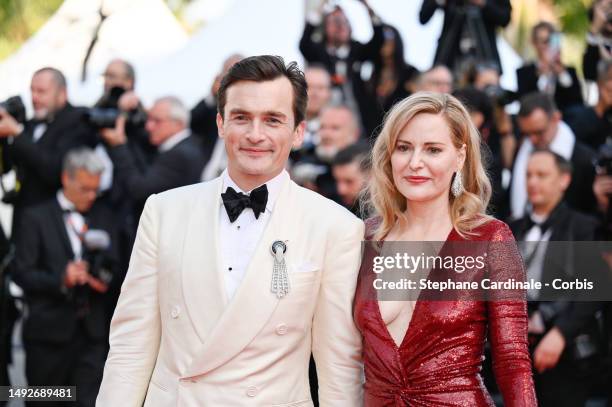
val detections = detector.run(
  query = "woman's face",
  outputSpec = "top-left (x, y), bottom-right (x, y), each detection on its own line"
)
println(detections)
top-left (390, 113), bottom-right (465, 204)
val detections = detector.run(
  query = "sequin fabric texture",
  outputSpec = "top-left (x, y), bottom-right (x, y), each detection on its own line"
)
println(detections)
top-left (354, 218), bottom-right (538, 406)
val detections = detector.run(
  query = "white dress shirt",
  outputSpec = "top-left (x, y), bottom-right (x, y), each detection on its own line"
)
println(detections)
top-left (219, 169), bottom-right (289, 301)
top-left (522, 212), bottom-right (552, 301)
top-left (510, 121), bottom-right (576, 219)
top-left (57, 190), bottom-right (86, 260)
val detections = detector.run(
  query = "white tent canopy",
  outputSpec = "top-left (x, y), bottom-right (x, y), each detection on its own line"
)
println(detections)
top-left (136, 0), bottom-right (521, 108)
top-left (0, 0), bottom-right (188, 109)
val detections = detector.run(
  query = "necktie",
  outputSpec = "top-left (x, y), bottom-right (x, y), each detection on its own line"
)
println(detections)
top-left (221, 184), bottom-right (268, 223)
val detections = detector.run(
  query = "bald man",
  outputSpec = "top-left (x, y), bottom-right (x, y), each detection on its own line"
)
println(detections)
top-left (0, 67), bottom-right (96, 235)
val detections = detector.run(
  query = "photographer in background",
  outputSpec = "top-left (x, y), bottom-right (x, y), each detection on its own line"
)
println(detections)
top-left (98, 59), bottom-right (135, 99)
top-left (0, 67), bottom-right (96, 237)
top-left (100, 96), bottom-right (206, 218)
top-left (516, 22), bottom-right (583, 114)
top-left (470, 61), bottom-right (518, 171)
top-left (12, 148), bottom-right (118, 407)
top-left (566, 59), bottom-right (612, 150)
top-left (419, 0), bottom-right (511, 73)
top-left (584, 0), bottom-right (612, 81)
top-left (510, 93), bottom-right (597, 219)
top-left (299, 0), bottom-right (384, 129)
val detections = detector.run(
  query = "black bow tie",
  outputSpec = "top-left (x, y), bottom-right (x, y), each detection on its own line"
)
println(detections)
top-left (221, 184), bottom-right (268, 223)
top-left (526, 216), bottom-right (552, 236)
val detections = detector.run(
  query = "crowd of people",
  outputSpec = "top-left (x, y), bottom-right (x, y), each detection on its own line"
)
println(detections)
top-left (0, 0), bottom-right (611, 405)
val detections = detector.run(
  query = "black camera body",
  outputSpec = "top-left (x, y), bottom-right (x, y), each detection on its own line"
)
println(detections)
top-left (82, 107), bottom-right (146, 129)
top-left (82, 86), bottom-right (146, 129)
top-left (0, 96), bottom-right (26, 124)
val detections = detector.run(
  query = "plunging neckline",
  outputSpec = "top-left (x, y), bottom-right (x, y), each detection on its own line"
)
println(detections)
top-left (372, 227), bottom-right (457, 352)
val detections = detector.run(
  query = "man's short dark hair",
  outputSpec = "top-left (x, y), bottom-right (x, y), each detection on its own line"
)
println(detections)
top-left (530, 148), bottom-right (572, 175)
top-left (332, 142), bottom-right (371, 173)
top-left (452, 87), bottom-right (493, 124)
top-left (217, 55), bottom-right (308, 127)
top-left (518, 92), bottom-right (557, 118)
top-left (33, 67), bottom-right (66, 89)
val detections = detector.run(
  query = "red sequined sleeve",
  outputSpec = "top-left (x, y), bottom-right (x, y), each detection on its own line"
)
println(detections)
top-left (486, 221), bottom-right (538, 406)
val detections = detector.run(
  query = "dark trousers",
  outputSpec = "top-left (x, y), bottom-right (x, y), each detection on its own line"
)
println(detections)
top-left (24, 324), bottom-right (105, 407)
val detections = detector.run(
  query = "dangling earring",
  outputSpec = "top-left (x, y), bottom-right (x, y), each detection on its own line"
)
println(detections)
top-left (451, 170), bottom-right (464, 197)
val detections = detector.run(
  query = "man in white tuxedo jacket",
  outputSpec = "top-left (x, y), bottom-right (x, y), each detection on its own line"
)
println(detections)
top-left (96, 55), bottom-right (364, 406)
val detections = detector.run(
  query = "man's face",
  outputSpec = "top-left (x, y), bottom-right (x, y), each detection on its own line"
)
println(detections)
top-left (421, 67), bottom-right (453, 94)
top-left (30, 71), bottom-right (66, 120)
top-left (332, 161), bottom-right (367, 207)
top-left (217, 78), bottom-right (305, 187)
top-left (62, 169), bottom-right (101, 213)
top-left (532, 27), bottom-right (552, 59)
top-left (318, 108), bottom-right (358, 161)
top-left (305, 69), bottom-right (331, 118)
top-left (526, 152), bottom-right (570, 209)
top-left (103, 60), bottom-right (133, 92)
top-left (145, 101), bottom-right (184, 146)
top-left (325, 10), bottom-right (351, 46)
top-left (518, 108), bottom-right (559, 149)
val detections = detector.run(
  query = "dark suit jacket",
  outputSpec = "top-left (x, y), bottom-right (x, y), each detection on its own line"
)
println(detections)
top-left (516, 63), bottom-right (584, 112)
top-left (419, 0), bottom-right (511, 72)
top-left (109, 134), bottom-right (206, 207)
top-left (564, 105), bottom-right (611, 150)
top-left (12, 198), bottom-right (118, 343)
top-left (5, 104), bottom-right (96, 231)
top-left (566, 141), bottom-right (598, 215)
top-left (509, 203), bottom-right (603, 343)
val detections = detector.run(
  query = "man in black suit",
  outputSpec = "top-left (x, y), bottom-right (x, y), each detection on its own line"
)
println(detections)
top-left (510, 150), bottom-right (604, 407)
top-left (0, 67), bottom-right (96, 235)
top-left (13, 148), bottom-right (117, 407)
top-left (510, 92), bottom-right (597, 219)
top-left (100, 96), bottom-right (207, 214)
top-left (299, 0), bottom-right (383, 129)
top-left (419, 0), bottom-right (511, 73)
top-left (516, 22), bottom-right (583, 113)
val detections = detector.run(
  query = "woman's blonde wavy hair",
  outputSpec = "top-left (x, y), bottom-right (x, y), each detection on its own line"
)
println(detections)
top-left (363, 91), bottom-right (493, 240)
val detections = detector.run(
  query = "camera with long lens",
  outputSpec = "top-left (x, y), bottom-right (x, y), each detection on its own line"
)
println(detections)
top-left (82, 86), bottom-right (146, 129)
top-left (0, 96), bottom-right (26, 124)
top-left (82, 108), bottom-right (146, 129)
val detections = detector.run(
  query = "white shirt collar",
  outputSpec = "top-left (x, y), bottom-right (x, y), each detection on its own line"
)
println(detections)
top-left (56, 190), bottom-right (76, 212)
top-left (221, 169), bottom-right (289, 213)
top-left (158, 128), bottom-right (191, 153)
top-left (548, 121), bottom-right (575, 160)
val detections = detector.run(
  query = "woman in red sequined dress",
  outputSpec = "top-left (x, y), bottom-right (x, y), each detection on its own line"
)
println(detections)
top-left (354, 92), bottom-right (537, 406)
